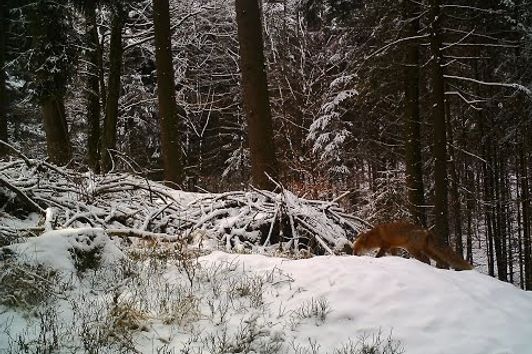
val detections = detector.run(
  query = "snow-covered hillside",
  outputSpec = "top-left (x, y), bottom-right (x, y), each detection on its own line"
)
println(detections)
top-left (1, 161), bottom-right (531, 353)
top-left (195, 252), bottom-right (532, 354)
top-left (2, 237), bottom-right (531, 354)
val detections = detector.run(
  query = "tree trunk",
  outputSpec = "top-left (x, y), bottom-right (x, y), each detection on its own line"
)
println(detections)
top-left (445, 85), bottom-right (463, 256)
top-left (493, 148), bottom-right (507, 281)
top-left (483, 142), bottom-right (495, 277)
top-left (41, 96), bottom-right (71, 165)
top-left (519, 135), bottom-right (531, 290)
top-left (235, 0), bottom-right (278, 190)
top-left (153, 0), bottom-right (183, 186)
top-left (402, 0), bottom-right (425, 226)
top-left (0, 0), bottom-right (7, 154)
top-left (100, 9), bottom-right (123, 173)
top-left (28, 1), bottom-right (72, 165)
top-left (465, 168), bottom-right (474, 264)
top-left (429, 0), bottom-right (449, 254)
top-left (85, 1), bottom-right (101, 173)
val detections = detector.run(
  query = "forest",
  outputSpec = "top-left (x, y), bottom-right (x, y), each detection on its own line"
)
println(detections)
top-left (1, 1), bottom-right (532, 285)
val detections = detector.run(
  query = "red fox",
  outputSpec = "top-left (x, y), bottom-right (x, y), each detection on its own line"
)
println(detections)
top-left (352, 221), bottom-right (473, 271)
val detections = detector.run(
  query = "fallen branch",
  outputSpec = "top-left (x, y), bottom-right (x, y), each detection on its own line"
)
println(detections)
top-left (0, 175), bottom-right (45, 213)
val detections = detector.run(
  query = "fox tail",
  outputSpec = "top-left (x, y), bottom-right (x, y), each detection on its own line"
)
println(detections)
top-left (426, 235), bottom-right (473, 271)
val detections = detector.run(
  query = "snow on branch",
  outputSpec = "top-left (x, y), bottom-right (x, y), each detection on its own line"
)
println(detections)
top-left (440, 4), bottom-right (504, 15)
top-left (444, 75), bottom-right (532, 97)
top-left (0, 155), bottom-right (364, 256)
top-left (445, 90), bottom-right (484, 109)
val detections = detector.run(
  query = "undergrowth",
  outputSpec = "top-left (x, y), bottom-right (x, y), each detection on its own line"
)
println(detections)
top-left (0, 240), bottom-right (404, 353)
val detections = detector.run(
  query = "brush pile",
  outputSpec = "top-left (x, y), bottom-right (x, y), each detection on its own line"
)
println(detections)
top-left (0, 154), bottom-right (365, 255)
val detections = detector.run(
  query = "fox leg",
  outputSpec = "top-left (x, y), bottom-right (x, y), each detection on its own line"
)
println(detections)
top-left (375, 247), bottom-right (388, 257)
top-left (424, 248), bottom-right (450, 269)
top-left (409, 250), bottom-right (430, 264)
top-left (390, 248), bottom-right (402, 256)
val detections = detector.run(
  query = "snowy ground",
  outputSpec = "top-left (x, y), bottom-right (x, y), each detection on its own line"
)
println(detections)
top-left (194, 252), bottom-right (532, 354)
top-left (1, 162), bottom-right (531, 353)
top-left (1, 230), bottom-right (532, 354)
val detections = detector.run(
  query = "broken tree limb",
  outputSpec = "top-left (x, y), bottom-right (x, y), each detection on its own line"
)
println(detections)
top-left (0, 175), bottom-right (45, 213)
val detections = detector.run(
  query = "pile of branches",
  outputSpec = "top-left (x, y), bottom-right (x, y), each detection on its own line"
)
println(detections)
top-left (0, 154), bottom-right (366, 254)
top-left (179, 189), bottom-right (365, 254)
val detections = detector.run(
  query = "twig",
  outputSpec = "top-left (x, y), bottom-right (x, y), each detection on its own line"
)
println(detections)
top-left (106, 228), bottom-right (183, 242)
top-left (0, 140), bottom-right (32, 167)
top-left (0, 175), bottom-right (45, 213)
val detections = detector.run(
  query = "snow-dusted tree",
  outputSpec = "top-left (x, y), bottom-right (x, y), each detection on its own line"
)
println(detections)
top-left (428, 0), bottom-right (450, 254)
top-left (307, 75), bottom-right (357, 179)
top-left (402, 0), bottom-right (425, 227)
top-left (0, 0), bottom-right (7, 154)
top-left (153, 0), bottom-right (183, 185)
top-left (86, 1), bottom-right (101, 172)
top-left (27, 0), bottom-right (75, 165)
top-left (100, 2), bottom-right (125, 173)
top-left (80, 0), bottom-right (102, 172)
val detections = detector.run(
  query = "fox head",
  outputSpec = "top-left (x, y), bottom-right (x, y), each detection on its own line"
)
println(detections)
top-left (353, 231), bottom-right (369, 255)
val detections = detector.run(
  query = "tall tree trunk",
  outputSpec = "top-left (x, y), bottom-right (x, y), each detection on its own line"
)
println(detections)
top-left (445, 85), bottom-right (463, 256)
top-left (153, 0), bottom-right (183, 186)
top-left (235, 0), bottom-right (278, 190)
top-left (465, 168), bottom-right (474, 264)
top-left (403, 0), bottom-right (425, 226)
top-left (493, 147), bottom-right (507, 281)
top-left (100, 9), bottom-right (123, 173)
top-left (483, 141), bottom-right (495, 277)
top-left (505, 172), bottom-right (513, 284)
top-left (41, 96), bottom-right (71, 165)
top-left (0, 0), bottom-right (7, 154)
top-left (520, 135), bottom-right (531, 290)
top-left (85, 1), bottom-right (101, 173)
top-left (516, 157), bottom-right (524, 288)
top-left (29, 1), bottom-right (72, 165)
top-left (428, 0), bottom-right (449, 254)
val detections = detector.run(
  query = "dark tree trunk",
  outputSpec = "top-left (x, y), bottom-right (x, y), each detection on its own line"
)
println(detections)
top-left (85, 1), bottom-right (101, 173)
top-left (445, 87), bottom-right (463, 257)
top-left (483, 142), bottom-right (495, 277)
top-left (29, 1), bottom-right (72, 165)
top-left (100, 9), bottom-right (123, 173)
top-left (429, 0), bottom-right (449, 253)
top-left (493, 148), bottom-right (507, 281)
top-left (519, 135), bottom-right (531, 290)
top-left (235, 0), bottom-right (278, 190)
top-left (403, 0), bottom-right (425, 226)
top-left (465, 169), bottom-right (474, 264)
top-left (41, 96), bottom-right (71, 165)
top-left (0, 0), bottom-right (7, 154)
top-left (153, 0), bottom-right (183, 186)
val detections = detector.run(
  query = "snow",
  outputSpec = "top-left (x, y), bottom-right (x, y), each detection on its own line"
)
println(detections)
top-left (1, 238), bottom-right (532, 353)
top-left (4, 228), bottom-right (125, 272)
top-left (191, 252), bottom-right (532, 354)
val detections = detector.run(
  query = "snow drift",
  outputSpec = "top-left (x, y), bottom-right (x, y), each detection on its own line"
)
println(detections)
top-left (198, 252), bottom-right (532, 354)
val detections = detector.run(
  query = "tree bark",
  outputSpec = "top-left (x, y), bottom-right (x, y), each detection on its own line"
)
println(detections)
top-left (29, 1), bottom-right (72, 165)
top-left (402, 0), bottom-right (425, 226)
top-left (429, 0), bottom-right (449, 253)
top-left (465, 168), bottom-right (474, 264)
top-left (41, 96), bottom-right (71, 165)
top-left (85, 0), bottom-right (101, 173)
top-left (100, 9), bottom-right (123, 173)
top-left (0, 0), bottom-right (8, 154)
top-left (153, 0), bottom-right (183, 186)
top-left (519, 135), bottom-right (531, 290)
top-left (235, 0), bottom-right (278, 190)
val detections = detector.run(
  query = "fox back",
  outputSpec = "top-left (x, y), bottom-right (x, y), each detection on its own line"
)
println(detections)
top-left (353, 221), bottom-right (427, 255)
top-left (352, 221), bottom-right (473, 270)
